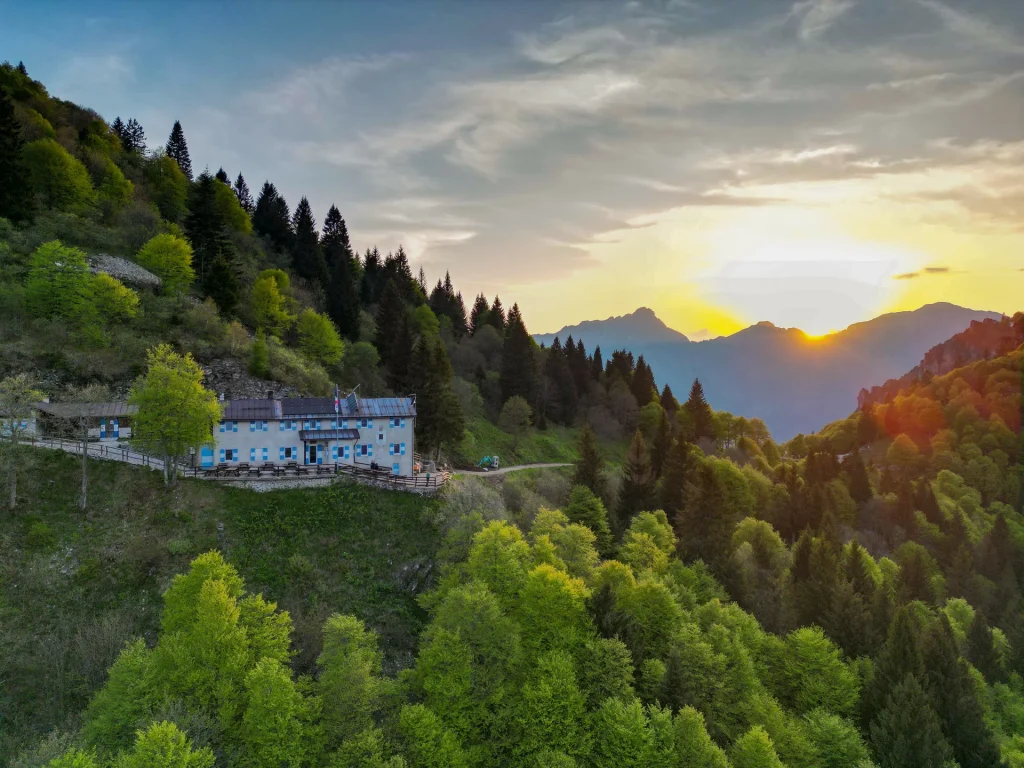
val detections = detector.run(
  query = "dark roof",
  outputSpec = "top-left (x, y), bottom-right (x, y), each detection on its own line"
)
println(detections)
top-left (281, 396), bottom-right (416, 418)
top-left (222, 399), bottom-right (279, 420)
top-left (35, 402), bottom-right (137, 419)
top-left (299, 429), bottom-right (360, 441)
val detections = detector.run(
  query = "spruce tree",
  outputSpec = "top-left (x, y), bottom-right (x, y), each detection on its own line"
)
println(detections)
top-left (215, 167), bottom-right (228, 183)
top-left (573, 425), bottom-right (604, 498)
top-left (860, 607), bottom-right (926, 730)
top-left (678, 462), bottom-right (730, 569)
top-left (591, 346), bottom-right (603, 381)
top-left (660, 438), bottom-right (694, 516)
top-left (500, 304), bottom-right (537, 405)
top-left (165, 120), bottom-right (192, 180)
top-left (616, 429), bottom-right (655, 534)
top-left (410, 335), bottom-right (464, 460)
top-left (322, 205), bottom-right (360, 340)
top-left (290, 196), bottom-right (328, 287)
top-left (252, 181), bottom-right (292, 254)
top-left (488, 296), bottom-right (506, 333)
top-left (684, 379), bottom-right (714, 442)
top-left (651, 409), bottom-right (671, 478)
top-left (966, 613), bottom-right (1002, 682)
top-left (659, 384), bottom-right (679, 417)
top-left (374, 279), bottom-right (405, 367)
top-left (233, 173), bottom-right (253, 214)
top-left (0, 86), bottom-right (34, 223)
top-left (924, 616), bottom-right (1005, 768)
top-left (847, 449), bottom-right (872, 504)
top-left (869, 675), bottom-right (953, 768)
top-left (126, 118), bottom-right (146, 153)
top-left (470, 294), bottom-right (490, 335)
top-left (630, 356), bottom-right (656, 407)
top-left (111, 116), bottom-right (126, 145)
top-left (185, 172), bottom-right (237, 311)
top-left (387, 313), bottom-right (414, 394)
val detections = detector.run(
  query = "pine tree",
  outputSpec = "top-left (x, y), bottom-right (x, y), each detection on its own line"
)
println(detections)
top-left (616, 429), bottom-right (655, 534)
top-left (111, 116), bottom-right (126, 145)
top-left (185, 172), bottom-right (237, 311)
top-left (869, 675), bottom-right (953, 768)
top-left (573, 425), bottom-right (604, 497)
top-left (374, 279), bottom-right (405, 367)
top-left (591, 346), bottom-right (603, 381)
top-left (847, 449), bottom-right (872, 504)
top-left (0, 85), bottom-right (34, 223)
top-left (684, 379), bottom-right (714, 442)
top-left (410, 335), bottom-right (464, 460)
top-left (252, 182), bottom-right (292, 254)
top-left (215, 167), bottom-right (229, 183)
top-left (651, 409), bottom-right (672, 478)
top-left (165, 120), bottom-right (192, 180)
top-left (488, 296), bottom-right (506, 333)
top-left (322, 205), bottom-right (360, 340)
top-left (630, 356), bottom-right (656, 407)
top-left (470, 294), bottom-right (490, 335)
top-left (290, 197), bottom-right (328, 287)
top-left (500, 304), bottom-right (537, 405)
top-left (860, 607), bottom-right (926, 730)
top-left (233, 173), bottom-right (253, 214)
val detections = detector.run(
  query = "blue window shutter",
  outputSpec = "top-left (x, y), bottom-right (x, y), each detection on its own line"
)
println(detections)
top-left (401, 443), bottom-right (406, 455)
top-left (249, 421), bottom-right (254, 432)
top-left (392, 463), bottom-right (400, 475)
top-left (369, 445), bottom-right (373, 457)
top-left (389, 444), bottom-right (394, 455)
top-left (263, 448), bottom-right (268, 461)
top-left (279, 446), bottom-right (285, 460)
top-left (344, 446), bottom-right (350, 459)
top-left (219, 449), bottom-right (225, 462)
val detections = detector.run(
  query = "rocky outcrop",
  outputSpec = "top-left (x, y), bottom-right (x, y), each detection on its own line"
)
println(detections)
top-left (87, 254), bottom-right (162, 290)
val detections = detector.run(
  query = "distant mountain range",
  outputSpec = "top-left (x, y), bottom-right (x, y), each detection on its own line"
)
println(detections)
top-left (534, 303), bottom-right (1004, 440)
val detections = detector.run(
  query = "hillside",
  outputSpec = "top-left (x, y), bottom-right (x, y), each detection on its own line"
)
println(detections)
top-left (536, 303), bottom-right (1003, 440)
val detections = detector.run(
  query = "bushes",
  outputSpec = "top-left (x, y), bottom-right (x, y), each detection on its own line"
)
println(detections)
top-left (267, 336), bottom-right (330, 395)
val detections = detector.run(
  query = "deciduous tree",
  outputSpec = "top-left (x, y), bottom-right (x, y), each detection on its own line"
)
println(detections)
top-left (499, 396), bottom-right (532, 453)
top-left (0, 374), bottom-right (42, 510)
top-left (135, 234), bottom-right (195, 294)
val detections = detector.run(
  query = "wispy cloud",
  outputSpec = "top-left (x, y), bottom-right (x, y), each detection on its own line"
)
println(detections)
top-left (792, 0), bottom-right (856, 41)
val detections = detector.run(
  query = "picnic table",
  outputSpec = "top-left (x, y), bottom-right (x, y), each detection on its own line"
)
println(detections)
top-left (260, 462), bottom-right (278, 476)
top-left (217, 462), bottom-right (240, 477)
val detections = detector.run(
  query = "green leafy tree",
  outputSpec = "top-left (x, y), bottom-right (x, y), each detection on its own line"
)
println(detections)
top-left (129, 344), bottom-right (221, 485)
top-left (672, 707), bottom-right (730, 768)
top-left (250, 271), bottom-right (294, 336)
top-left (398, 704), bottom-right (469, 768)
top-left (801, 711), bottom-right (871, 768)
top-left (766, 626), bottom-right (859, 716)
top-left (588, 697), bottom-right (653, 768)
top-left (617, 429), bottom-right (655, 533)
top-left (0, 373), bottom-right (43, 510)
top-left (212, 176), bottom-right (252, 234)
top-left (0, 84), bottom-right (34, 222)
top-left (23, 138), bottom-right (95, 211)
top-left (165, 120), bottom-right (192, 180)
top-left (24, 240), bottom-right (95, 324)
top-left (97, 158), bottom-right (133, 219)
top-left (573, 425), bottom-right (605, 498)
top-left (45, 749), bottom-right (100, 768)
top-left (318, 614), bottom-right (386, 745)
top-left (297, 309), bottom-right (344, 367)
top-left (730, 725), bottom-right (785, 768)
top-left (114, 721), bottom-right (213, 768)
top-left (82, 638), bottom-right (155, 753)
top-left (684, 379), bottom-right (714, 442)
top-left (91, 273), bottom-right (140, 320)
top-left (249, 329), bottom-right (270, 378)
top-left (135, 234), bottom-right (195, 294)
top-left (564, 485), bottom-right (612, 555)
top-left (499, 395), bottom-right (532, 453)
top-left (239, 658), bottom-right (307, 768)
top-left (143, 154), bottom-right (189, 222)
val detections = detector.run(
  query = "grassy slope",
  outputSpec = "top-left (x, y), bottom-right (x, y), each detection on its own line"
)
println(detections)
top-left (453, 416), bottom-right (629, 469)
top-left (0, 448), bottom-right (439, 761)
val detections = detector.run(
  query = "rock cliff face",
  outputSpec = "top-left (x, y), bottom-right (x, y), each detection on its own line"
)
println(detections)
top-left (201, 358), bottom-right (301, 401)
top-left (857, 314), bottom-right (1024, 409)
top-left (87, 253), bottom-right (162, 290)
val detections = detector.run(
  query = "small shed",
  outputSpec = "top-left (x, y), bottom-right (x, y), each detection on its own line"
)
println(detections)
top-left (34, 401), bottom-right (139, 441)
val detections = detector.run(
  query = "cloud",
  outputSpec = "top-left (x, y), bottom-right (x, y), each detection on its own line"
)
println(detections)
top-left (792, 0), bottom-right (856, 41)
top-left (894, 271), bottom-right (920, 280)
top-left (923, 265), bottom-right (950, 273)
top-left (894, 265), bottom-right (951, 280)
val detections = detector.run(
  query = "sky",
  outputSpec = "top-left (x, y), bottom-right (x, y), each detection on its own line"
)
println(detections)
top-left (3, 0), bottom-right (1023, 337)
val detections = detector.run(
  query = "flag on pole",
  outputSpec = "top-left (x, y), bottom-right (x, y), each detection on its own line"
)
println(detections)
top-left (334, 384), bottom-right (340, 414)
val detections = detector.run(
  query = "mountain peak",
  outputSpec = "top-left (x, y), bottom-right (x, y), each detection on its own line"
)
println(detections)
top-left (534, 307), bottom-right (689, 350)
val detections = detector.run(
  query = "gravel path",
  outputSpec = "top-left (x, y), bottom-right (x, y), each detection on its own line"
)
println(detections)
top-left (458, 462), bottom-right (571, 476)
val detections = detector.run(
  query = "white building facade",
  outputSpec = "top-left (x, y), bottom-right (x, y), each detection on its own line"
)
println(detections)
top-left (203, 392), bottom-right (417, 476)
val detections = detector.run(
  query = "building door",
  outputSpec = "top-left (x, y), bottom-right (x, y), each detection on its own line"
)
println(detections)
top-left (306, 443), bottom-right (318, 465)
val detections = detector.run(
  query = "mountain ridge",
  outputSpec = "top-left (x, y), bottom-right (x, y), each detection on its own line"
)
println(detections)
top-left (535, 302), bottom-right (1005, 440)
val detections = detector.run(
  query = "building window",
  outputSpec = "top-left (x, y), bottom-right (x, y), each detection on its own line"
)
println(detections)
top-left (224, 448), bottom-right (237, 462)
top-left (390, 417), bottom-right (406, 428)
top-left (358, 418), bottom-right (372, 428)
